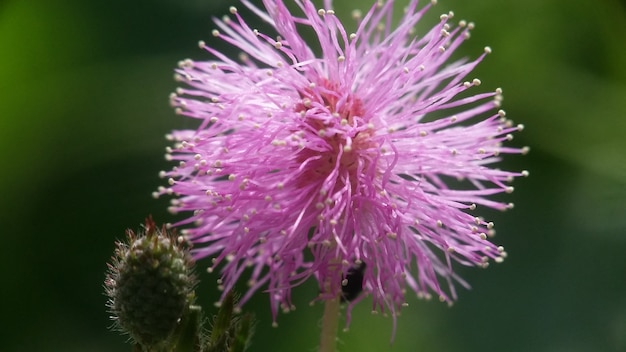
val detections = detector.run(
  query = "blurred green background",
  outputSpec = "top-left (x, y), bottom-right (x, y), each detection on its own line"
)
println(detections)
top-left (1, 0), bottom-right (625, 351)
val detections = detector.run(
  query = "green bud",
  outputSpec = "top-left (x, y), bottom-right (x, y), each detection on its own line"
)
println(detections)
top-left (105, 217), bottom-right (196, 351)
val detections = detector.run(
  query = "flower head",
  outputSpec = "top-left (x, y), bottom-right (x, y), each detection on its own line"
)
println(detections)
top-left (156, 0), bottom-right (527, 328)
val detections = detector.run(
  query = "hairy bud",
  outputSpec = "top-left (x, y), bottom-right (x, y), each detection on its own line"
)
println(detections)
top-left (105, 217), bottom-right (196, 350)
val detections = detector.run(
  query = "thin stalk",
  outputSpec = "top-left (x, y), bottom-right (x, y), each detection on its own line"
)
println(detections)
top-left (318, 296), bottom-right (340, 352)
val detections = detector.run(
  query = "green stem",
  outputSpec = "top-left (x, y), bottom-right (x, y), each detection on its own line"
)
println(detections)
top-left (318, 296), bottom-right (340, 352)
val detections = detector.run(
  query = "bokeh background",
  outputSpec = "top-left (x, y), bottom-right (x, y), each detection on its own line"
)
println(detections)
top-left (1, 0), bottom-right (625, 351)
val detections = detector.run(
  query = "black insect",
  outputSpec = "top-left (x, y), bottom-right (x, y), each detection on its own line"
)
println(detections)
top-left (340, 262), bottom-right (366, 303)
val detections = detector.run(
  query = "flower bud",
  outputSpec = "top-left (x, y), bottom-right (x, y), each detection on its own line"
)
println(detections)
top-left (105, 217), bottom-right (196, 350)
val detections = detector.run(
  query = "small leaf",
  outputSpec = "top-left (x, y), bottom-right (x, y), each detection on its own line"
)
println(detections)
top-left (209, 291), bottom-right (235, 346)
top-left (171, 305), bottom-right (203, 352)
top-left (229, 313), bottom-right (255, 352)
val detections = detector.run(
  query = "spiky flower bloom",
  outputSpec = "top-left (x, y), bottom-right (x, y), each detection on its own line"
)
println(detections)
top-left (105, 218), bottom-right (196, 350)
top-left (156, 0), bottom-right (527, 327)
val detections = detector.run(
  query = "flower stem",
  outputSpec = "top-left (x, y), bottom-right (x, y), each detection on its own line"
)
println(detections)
top-left (319, 297), bottom-right (340, 352)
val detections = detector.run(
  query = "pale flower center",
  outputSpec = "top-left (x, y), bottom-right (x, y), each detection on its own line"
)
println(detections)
top-left (294, 80), bottom-right (377, 193)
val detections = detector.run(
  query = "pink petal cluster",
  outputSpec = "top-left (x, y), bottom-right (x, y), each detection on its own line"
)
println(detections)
top-left (156, 0), bottom-right (527, 328)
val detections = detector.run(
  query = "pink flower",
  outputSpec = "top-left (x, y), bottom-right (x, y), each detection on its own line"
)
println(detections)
top-left (156, 0), bottom-right (527, 329)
